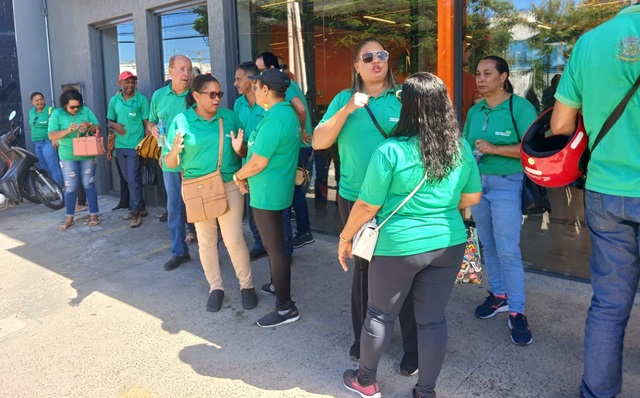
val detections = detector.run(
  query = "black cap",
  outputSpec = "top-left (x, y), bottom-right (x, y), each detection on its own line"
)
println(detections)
top-left (248, 69), bottom-right (291, 93)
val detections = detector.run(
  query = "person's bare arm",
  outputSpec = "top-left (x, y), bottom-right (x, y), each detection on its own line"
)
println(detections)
top-left (458, 192), bottom-right (482, 209)
top-left (550, 101), bottom-right (579, 136)
top-left (337, 199), bottom-right (381, 271)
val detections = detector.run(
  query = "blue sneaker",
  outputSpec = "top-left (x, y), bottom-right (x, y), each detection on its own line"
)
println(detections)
top-left (508, 313), bottom-right (533, 345)
top-left (475, 291), bottom-right (509, 319)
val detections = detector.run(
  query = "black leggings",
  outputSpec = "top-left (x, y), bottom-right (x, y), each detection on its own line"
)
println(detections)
top-left (253, 208), bottom-right (294, 310)
top-left (358, 244), bottom-right (465, 398)
top-left (337, 194), bottom-right (417, 352)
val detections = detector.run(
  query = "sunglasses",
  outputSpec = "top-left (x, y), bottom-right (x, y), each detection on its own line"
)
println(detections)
top-left (68, 105), bottom-right (82, 110)
top-left (482, 111), bottom-right (490, 132)
top-left (395, 89), bottom-right (403, 103)
top-left (360, 50), bottom-right (389, 64)
top-left (198, 91), bottom-right (224, 100)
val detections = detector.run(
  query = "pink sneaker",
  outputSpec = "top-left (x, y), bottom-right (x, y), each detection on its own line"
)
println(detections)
top-left (343, 369), bottom-right (381, 398)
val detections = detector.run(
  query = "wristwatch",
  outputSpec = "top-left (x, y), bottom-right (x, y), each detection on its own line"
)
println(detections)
top-left (233, 173), bottom-right (239, 182)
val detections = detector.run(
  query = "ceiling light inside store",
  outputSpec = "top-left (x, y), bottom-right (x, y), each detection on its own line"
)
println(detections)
top-left (364, 15), bottom-right (396, 24)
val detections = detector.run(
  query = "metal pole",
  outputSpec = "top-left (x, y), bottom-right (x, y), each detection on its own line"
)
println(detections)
top-left (43, 0), bottom-right (55, 106)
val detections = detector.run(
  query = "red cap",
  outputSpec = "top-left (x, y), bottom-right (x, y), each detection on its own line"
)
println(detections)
top-left (118, 71), bottom-right (137, 82)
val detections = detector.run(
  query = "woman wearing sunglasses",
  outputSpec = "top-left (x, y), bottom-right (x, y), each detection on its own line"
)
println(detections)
top-left (313, 38), bottom-right (419, 375)
top-left (462, 55), bottom-right (538, 345)
top-left (164, 74), bottom-right (257, 313)
top-left (232, 68), bottom-right (301, 328)
top-left (339, 72), bottom-right (481, 398)
top-left (48, 88), bottom-right (101, 230)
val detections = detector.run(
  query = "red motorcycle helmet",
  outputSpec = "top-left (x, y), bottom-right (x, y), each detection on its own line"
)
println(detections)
top-left (520, 107), bottom-right (588, 188)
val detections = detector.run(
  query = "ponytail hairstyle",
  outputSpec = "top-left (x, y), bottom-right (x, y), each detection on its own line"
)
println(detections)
top-left (480, 55), bottom-right (513, 93)
top-left (186, 74), bottom-right (219, 108)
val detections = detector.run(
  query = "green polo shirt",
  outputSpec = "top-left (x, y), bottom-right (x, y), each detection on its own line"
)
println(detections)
top-left (29, 106), bottom-right (54, 142)
top-left (316, 87), bottom-right (401, 201)
top-left (462, 95), bottom-right (538, 175)
top-left (106, 90), bottom-right (150, 149)
top-left (555, 4), bottom-right (640, 196)
top-left (359, 137), bottom-right (482, 256)
top-left (149, 85), bottom-right (190, 172)
top-left (246, 101), bottom-right (300, 210)
top-left (48, 106), bottom-right (100, 161)
top-left (286, 80), bottom-right (313, 148)
top-left (233, 94), bottom-right (264, 144)
top-left (166, 107), bottom-right (242, 181)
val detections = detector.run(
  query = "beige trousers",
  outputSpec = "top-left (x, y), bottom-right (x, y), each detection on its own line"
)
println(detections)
top-left (194, 181), bottom-right (253, 292)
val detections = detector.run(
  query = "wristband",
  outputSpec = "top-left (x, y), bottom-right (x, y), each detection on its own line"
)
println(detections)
top-left (339, 234), bottom-right (351, 243)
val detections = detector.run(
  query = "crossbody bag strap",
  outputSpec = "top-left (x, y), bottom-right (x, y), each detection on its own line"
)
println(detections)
top-left (364, 104), bottom-right (389, 139)
top-left (375, 172), bottom-right (429, 231)
top-left (217, 118), bottom-right (224, 170)
top-left (590, 73), bottom-right (640, 154)
top-left (509, 95), bottom-right (520, 141)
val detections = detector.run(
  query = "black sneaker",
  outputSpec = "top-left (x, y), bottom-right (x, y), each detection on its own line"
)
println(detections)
top-left (163, 254), bottom-right (191, 271)
top-left (343, 369), bottom-right (381, 398)
top-left (250, 248), bottom-right (268, 261)
top-left (261, 282), bottom-right (275, 295)
top-left (508, 313), bottom-right (533, 345)
top-left (292, 231), bottom-right (314, 248)
top-left (241, 288), bottom-right (258, 310)
top-left (256, 305), bottom-right (300, 328)
top-left (206, 290), bottom-right (224, 312)
top-left (474, 291), bottom-right (509, 319)
top-left (399, 351), bottom-right (418, 376)
top-left (349, 341), bottom-right (360, 361)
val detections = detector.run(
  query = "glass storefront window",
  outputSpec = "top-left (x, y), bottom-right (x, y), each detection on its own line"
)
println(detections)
top-left (159, 5), bottom-right (211, 80)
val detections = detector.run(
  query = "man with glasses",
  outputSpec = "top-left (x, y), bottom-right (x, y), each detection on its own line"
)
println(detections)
top-left (551, 3), bottom-right (640, 397)
top-left (148, 55), bottom-right (194, 271)
top-left (106, 71), bottom-right (149, 228)
top-left (255, 51), bottom-right (315, 250)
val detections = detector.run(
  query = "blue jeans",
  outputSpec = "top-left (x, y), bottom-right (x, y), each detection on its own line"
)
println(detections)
top-left (470, 172), bottom-right (526, 313)
top-left (247, 193), bottom-right (293, 256)
top-left (292, 147), bottom-right (312, 234)
top-left (60, 158), bottom-right (98, 217)
top-left (163, 171), bottom-right (189, 257)
top-left (116, 148), bottom-right (143, 212)
top-left (35, 140), bottom-right (62, 187)
top-left (581, 190), bottom-right (640, 398)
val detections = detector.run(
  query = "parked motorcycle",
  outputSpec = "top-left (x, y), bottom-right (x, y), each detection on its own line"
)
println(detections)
top-left (0, 111), bottom-right (65, 210)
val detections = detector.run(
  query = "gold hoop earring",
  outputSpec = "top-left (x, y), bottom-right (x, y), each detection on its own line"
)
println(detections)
top-left (263, 102), bottom-right (268, 110)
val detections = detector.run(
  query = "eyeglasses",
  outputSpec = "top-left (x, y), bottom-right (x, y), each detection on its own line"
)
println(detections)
top-left (482, 111), bottom-right (490, 132)
top-left (198, 91), bottom-right (224, 100)
top-left (68, 105), bottom-right (81, 110)
top-left (395, 89), bottom-right (403, 103)
top-left (360, 50), bottom-right (389, 64)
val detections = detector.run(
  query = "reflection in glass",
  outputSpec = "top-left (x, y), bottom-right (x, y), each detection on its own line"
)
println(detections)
top-left (160, 6), bottom-right (211, 80)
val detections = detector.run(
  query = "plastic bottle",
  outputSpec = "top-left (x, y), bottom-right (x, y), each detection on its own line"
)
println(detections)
top-left (472, 148), bottom-right (483, 163)
top-left (157, 119), bottom-right (166, 147)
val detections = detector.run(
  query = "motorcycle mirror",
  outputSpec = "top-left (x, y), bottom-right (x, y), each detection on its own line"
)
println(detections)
top-left (8, 111), bottom-right (16, 121)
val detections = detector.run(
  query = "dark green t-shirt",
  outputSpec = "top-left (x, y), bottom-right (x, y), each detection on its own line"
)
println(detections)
top-left (359, 137), bottom-right (482, 256)
top-left (246, 101), bottom-right (300, 210)
top-left (316, 87), bottom-right (401, 201)
top-left (166, 107), bottom-right (242, 181)
top-left (285, 80), bottom-right (313, 148)
top-left (48, 106), bottom-right (100, 161)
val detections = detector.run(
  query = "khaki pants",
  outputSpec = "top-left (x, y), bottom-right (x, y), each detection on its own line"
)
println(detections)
top-left (194, 181), bottom-right (253, 292)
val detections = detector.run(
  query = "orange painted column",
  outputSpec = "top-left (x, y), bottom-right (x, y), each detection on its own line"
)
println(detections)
top-left (437, 0), bottom-right (455, 100)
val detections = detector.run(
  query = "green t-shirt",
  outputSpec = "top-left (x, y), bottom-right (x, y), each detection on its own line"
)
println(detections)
top-left (462, 95), bottom-right (538, 175)
top-left (233, 94), bottom-right (264, 144)
top-left (48, 106), bottom-right (100, 161)
top-left (359, 137), bottom-right (482, 256)
top-left (246, 101), bottom-right (300, 210)
top-left (166, 107), bottom-right (242, 181)
top-left (149, 85), bottom-right (190, 172)
top-left (555, 4), bottom-right (640, 197)
top-left (29, 106), bottom-right (54, 142)
top-left (106, 90), bottom-right (150, 149)
top-left (285, 80), bottom-right (313, 148)
top-left (316, 87), bottom-right (401, 201)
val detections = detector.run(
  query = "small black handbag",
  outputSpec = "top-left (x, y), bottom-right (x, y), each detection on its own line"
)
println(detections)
top-left (141, 158), bottom-right (158, 186)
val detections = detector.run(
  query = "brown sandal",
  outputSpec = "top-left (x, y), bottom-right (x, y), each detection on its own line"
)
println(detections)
top-left (88, 215), bottom-right (100, 227)
top-left (58, 217), bottom-right (75, 231)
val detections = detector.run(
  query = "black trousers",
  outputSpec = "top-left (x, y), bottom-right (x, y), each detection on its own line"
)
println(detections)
top-left (337, 194), bottom-right (418, 353)
top-left (253, 207), bottom-right (294, 311)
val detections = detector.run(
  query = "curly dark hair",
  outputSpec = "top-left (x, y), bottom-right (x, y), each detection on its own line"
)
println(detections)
top-left (392, 72), bottom-right (461, 183)
top-left (59, 89), bottom-right (83, 109)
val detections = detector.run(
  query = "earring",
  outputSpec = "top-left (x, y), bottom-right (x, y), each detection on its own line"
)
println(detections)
top-left (263, 102), bottom-right (268, 110)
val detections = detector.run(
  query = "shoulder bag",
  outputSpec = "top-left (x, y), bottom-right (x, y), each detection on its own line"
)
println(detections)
top-left (181, 118), bottom-right (229, 223)
top-left (72, 128), bottom-right (105, 157)
top-left (510, 96), bottom-right (551, 215)
top-left (364, 104), bottom-right (389, 139)
top-left (136, 134), bottom-right (161, 160)
top-left (352, 173), bottom-right (429, 261)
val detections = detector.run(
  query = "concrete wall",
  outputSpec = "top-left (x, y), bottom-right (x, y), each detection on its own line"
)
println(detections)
top-left (12, 0), bottom-right (239, 200)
